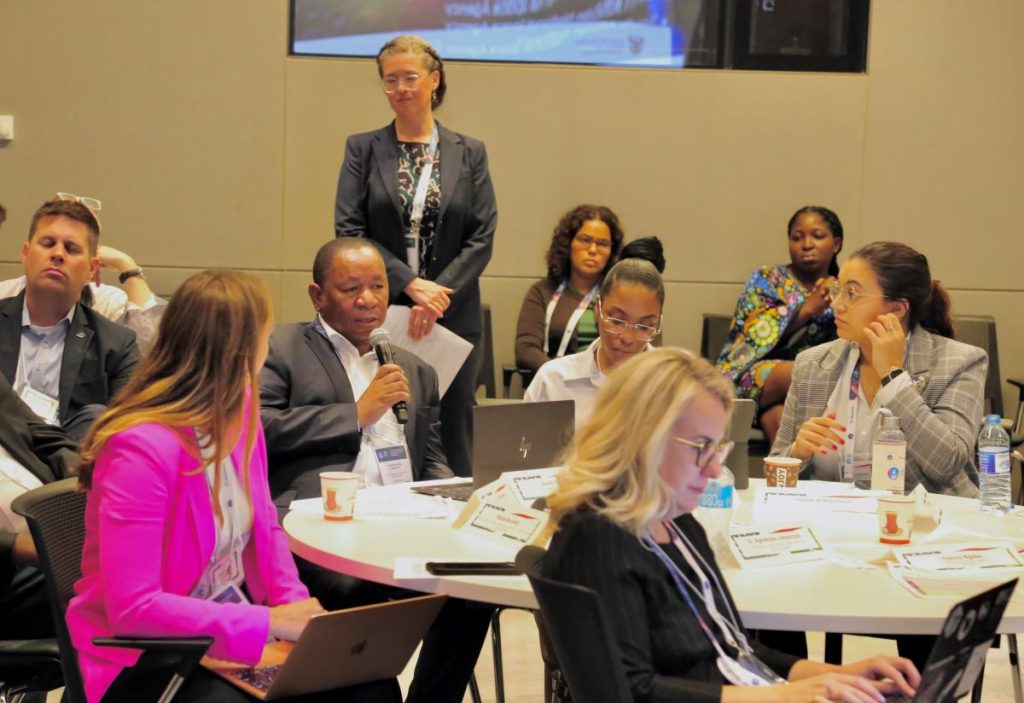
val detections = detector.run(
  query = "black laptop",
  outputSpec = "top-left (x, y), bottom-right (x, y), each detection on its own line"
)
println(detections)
top-left (414, 400), bottom-right (574, 502)
top-left (886, 578), bottom-right (1017, 702)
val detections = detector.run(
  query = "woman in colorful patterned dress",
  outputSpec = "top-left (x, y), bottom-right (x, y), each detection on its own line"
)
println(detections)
top-left (716, 206), bottom-right (844, 444)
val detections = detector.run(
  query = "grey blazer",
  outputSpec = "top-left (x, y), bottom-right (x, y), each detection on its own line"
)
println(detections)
top-left (770, 326), bottom-right (987, 497)
top-left (258, 322), bottom-right (453, 501)
top-left (334, 121), bottom-right (497, 339)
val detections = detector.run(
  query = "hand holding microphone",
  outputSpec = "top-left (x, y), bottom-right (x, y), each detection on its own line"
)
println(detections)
top-left (361, 328), bottom-right (409, 425)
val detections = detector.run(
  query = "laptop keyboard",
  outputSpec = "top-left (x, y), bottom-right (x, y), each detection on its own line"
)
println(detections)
top-left (413, 482), bottom-right (474, 502)
top-left (230, 664), bottom-right (281, 692)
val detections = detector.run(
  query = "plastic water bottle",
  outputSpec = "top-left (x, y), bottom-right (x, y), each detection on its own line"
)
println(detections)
top-left (978, 415), bottom-right (1012, 515)
top-left (695, 465), bottom-right (735, 555)
top-left (871, 413), bottom-right (906, 494)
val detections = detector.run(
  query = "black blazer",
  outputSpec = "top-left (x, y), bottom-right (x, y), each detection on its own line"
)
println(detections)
top-left (334, 121), bottom-right (497, 339)
top-left (0, 373), bottom-right (79, 592)
top-left (258, 322), bottom-right (453, 501)
top-left (0, 292), bottom-right (139, 423)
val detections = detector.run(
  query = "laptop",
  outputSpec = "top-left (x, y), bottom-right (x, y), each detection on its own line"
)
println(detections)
top-left (414, 400), bottom-right (575, 502)
top-left (206, 594), bottom-right (446, 700)
top-left (885, 578), bottom-right (1017, 702)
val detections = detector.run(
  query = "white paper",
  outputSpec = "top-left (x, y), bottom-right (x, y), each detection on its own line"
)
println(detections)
top-left (753, 487), bottom-right (887, 518)
top-left (383, 306), bottom-right (473, 397)
top-left (355, 489), bottom-right (451, 519)
top-left (892, 543), bottom-right (1024, 572)
top-left (288, 497), bottom-right (324, 516)
top-left (500, 467), bottom-right (561, 503)
top-left (887, 562), bottom-right (1023, 599)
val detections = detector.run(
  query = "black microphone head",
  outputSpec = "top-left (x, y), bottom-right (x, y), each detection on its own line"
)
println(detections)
top-left (368, 327), bottom-right (391, 347)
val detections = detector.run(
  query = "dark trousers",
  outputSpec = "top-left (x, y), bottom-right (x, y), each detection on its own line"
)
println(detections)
top-left (754, 630), bottom-right (934, 672)
top-left (102, 649), bottom-right (401, 702)
top-left (440, 335), bottom-right (480, 478)
top-left (0, 567), bottom-right (51, 639)
top-left (297, 556), bottom-right (494, 703)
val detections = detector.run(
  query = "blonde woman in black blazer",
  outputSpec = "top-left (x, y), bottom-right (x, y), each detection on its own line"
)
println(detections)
top-left (334, 35), bottom-right (497, 477)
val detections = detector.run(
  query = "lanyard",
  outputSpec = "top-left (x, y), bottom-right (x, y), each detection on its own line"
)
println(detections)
top-left (543, 281), bottom-right (599, 358)
top-left (405, 123), bottom-right (440, 276)
top-left (841, 357), bottom-right (862, 484)
top-left (643, 523), bottom-right (785, 686)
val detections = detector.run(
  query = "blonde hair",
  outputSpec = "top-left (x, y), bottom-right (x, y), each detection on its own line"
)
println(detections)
top-left (548, 347), bottom-right (734, 538)
top-left (78, 270), bottom-right (272, 524)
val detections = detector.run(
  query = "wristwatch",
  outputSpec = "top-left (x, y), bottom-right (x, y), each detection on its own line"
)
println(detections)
top-left (880, 366), bottom-right (905, 387)
top-left (118, 267), bottom-right (145, 284)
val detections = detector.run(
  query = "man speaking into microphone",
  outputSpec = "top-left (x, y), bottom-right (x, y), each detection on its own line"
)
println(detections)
top-left (259, 238), bottom-right (491, 703)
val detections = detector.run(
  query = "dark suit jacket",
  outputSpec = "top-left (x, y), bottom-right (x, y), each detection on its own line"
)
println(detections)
top-left (259, 322), bottom-right (453, 501)
top-left (334, 121), bottom-right (497, 339)
top-left (0, 373), bottom-right (79, 592)
top-left (0, 292), bottom-right (139, 424)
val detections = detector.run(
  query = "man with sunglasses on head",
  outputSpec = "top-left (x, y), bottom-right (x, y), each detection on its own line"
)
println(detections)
top-left (525, 255), bottom-right (665, 429)
top-left (0, 198), bottom-right (139, 439)
top-left (0, 194), bottom-right (166, 354)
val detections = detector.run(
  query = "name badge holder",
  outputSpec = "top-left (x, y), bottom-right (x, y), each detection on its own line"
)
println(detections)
top-left (405, 124), bottom-right (440, 276)
top-left (543, 282), bottom-right (599, 358)
top-left (18, 385), bottom-right (60, 425)
top-left (365, 419), bottom-right (414, 486)
top-left (644, 522), bottom-right (786, 687)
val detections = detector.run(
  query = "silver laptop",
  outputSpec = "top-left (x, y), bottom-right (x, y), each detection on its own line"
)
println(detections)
top-left (206, 594), bottom-right (446, 700)
top-left (415, 400), bottom-right (575, 501)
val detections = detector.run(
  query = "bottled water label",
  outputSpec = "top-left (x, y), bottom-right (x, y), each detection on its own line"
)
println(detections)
top-left (979, 449), bottom-right (1010, 475)
top-left (699, 484), bottom-right (734, 509)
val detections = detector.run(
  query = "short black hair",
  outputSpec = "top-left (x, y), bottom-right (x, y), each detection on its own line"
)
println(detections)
top-left (313, 238), bottom-right (381, 285)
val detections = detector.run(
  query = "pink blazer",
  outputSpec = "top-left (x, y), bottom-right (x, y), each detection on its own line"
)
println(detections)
top-left (66, 419), bottom-right (309, 703)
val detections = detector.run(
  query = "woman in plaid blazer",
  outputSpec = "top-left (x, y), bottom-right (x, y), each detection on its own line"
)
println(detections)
top-left (771, 242), bottom-right (986, 497)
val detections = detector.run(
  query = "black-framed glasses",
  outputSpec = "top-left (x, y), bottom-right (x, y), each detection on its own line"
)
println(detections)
top-left (826, 280), bottom-right (886, 306)
top-left (56, 192), bottom-right (102, 212)
top-left (574, 233), bottom-right (612, 250)
top-left (380, 74), bottom-right (425, 93)
top-left (674, 437), bottom-right (734, 470)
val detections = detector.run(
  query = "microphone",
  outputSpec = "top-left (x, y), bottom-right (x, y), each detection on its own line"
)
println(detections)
top-left (368, 328), bottom-right (409, 425)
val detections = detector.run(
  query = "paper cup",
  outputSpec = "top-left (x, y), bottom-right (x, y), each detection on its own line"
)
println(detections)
top-left (877, 495), bottom-right (915, 545)
top-left (320, 471), bottom-right (359, 522)
top-left (763, 457), bottom-right (801, 487)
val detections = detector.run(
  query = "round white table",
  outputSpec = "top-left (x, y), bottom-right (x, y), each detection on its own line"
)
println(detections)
top-left (285, 480), bottom-right (1024, 635)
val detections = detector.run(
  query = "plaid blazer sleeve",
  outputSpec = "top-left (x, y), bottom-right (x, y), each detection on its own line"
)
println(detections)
top-left (885, 335), bottom-right (986, 497)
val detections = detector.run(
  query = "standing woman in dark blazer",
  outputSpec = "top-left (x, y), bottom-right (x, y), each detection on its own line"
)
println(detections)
top-left (335, 35), bottom-right (497, 477)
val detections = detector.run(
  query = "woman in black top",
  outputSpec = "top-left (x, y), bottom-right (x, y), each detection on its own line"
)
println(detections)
top-left (335, 35), bottom-right (497, 477)
top-left (545, 347), bottom-right (919, 703)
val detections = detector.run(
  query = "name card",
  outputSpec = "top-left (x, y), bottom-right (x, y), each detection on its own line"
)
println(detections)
top-left (501, 467), bottom-right (560, 504)
top-left (892, 543), bottom-right (1024, 572)
top-left (453, 498), bottom-right (548, 545)
top-left (753, 487), bottom-right (888, 517)
top-left (728, 524), bottom-right (826, 569)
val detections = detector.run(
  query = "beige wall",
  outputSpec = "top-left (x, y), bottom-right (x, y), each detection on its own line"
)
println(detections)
top-left (1, 1), bottom-right (1021, 409)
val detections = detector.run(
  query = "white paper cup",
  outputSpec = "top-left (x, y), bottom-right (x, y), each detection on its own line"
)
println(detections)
top-left (877, 495), bottom-right (915, 545)
top-left (763, 456), bottom-right (801, 487)
top-left (320, 471), bottom-right (359, 522)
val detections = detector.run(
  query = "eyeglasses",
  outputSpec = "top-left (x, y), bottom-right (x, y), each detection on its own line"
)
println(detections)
top-left (827, 280), bottom-right (886, 306)
top-left (597, 303), bottom-right (661, 342)
top-left (381, 74), bottom-right (425, 93)
top-left (56, 192), bottom-right (102, 212)
top-left (574, 234), bottom-right (613, 250)
top-left (674, 437), bottom-right (735, 470)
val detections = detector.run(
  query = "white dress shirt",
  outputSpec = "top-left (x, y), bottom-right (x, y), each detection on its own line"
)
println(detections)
top-left (316, 316), bottom-right (409, 488)
top-left (524, 340), bottom-right (606, 429)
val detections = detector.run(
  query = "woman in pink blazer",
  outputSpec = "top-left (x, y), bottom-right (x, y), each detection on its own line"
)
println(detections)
top-left (65, 270), bottom-right (400, 702)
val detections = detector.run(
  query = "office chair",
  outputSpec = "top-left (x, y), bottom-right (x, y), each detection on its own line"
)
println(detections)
top-left (12, 478), bottom-right (212, 703)
top-left (515, 545), bottom-right (632, 703)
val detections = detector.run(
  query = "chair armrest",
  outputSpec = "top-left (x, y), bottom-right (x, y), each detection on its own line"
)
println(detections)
top-left (1007, 378), bottom-right (1024, 392)
top-left (92, 637), bottom-right (213, 654)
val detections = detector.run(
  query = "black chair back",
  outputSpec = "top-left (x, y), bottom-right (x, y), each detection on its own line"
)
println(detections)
top-left (953, 315), bottom-right (1003, 417)
top-left (12, 478), bottom-right (88, 703)
top-left (478, 304), bottom-right (496, 398)
top-left (700, 313), bottom-right (733, 361)
top-left (515, 546), bottom-right (632, 703)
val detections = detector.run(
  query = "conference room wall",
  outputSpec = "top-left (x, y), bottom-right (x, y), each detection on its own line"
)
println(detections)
top-left (1, 2), bottom-right (1022, 410)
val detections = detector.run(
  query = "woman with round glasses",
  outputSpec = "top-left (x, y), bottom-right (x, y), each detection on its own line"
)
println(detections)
top-left (514, 205), bottom-right (626, 374)
top-left (524, 256), bottom-right (663, 428)
top-left (770, 241), bottom-right (986, 497)
top-left (334, 35), bottom-right (497, 477)
top-left (544, 347), bottom-right (919, 702)
top-left (716, 206), bottom-right (844, 446)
